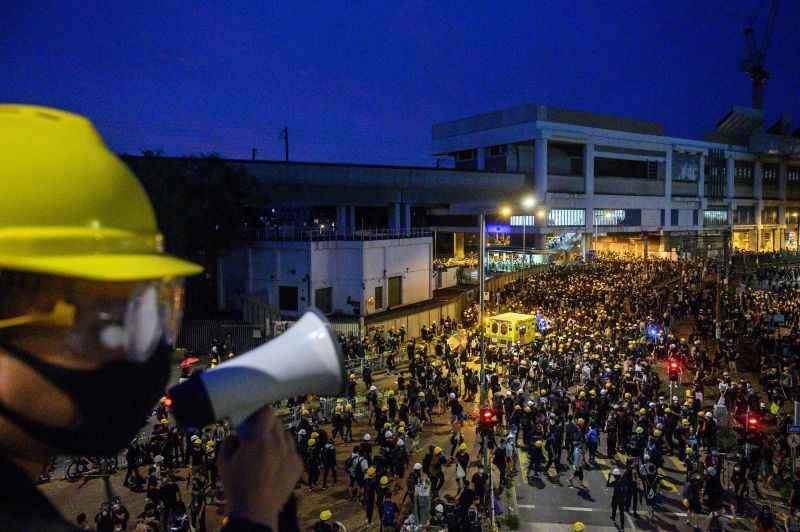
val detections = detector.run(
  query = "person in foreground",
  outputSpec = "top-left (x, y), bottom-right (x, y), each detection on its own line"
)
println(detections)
top-left (0, 104), bottom-right (302, 531)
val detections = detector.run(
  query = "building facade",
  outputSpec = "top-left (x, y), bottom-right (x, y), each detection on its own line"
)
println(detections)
top-left (432, 103), bottom-right (800, 254)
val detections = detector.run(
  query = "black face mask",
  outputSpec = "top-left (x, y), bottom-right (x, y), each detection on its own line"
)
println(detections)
top-left (0, 338), bottom-right (171, 456)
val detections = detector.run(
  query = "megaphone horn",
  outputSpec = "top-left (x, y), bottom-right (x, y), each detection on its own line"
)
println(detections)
top-left (169, 309), bottom-right (345, 428)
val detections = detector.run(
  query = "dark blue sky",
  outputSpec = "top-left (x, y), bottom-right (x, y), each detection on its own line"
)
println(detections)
top-left (5, 1), bottom-right (799, 166)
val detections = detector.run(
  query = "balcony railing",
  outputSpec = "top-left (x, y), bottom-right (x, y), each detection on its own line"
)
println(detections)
top-left (247, 227), bottom-right (432, 242)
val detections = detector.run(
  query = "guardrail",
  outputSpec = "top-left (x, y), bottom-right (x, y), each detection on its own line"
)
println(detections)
top-left (246, 227), bottom-right (432, 242)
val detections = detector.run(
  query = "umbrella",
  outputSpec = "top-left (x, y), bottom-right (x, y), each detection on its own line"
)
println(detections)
top-left (180, 357), bottom-right (200, 368)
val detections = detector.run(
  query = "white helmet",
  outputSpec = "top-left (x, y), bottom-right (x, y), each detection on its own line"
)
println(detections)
top-left (612, 468), bottom-right (622, 476)
top-left (449, 393), bottom-right (456, 399)
top-left (369, 385), bottom-right (377, 391)
top-left (435, 504), bottom-right (444, 513)
top-left (363, 433), bottom-right (371, 441)
top-left (414, 463), bottom-right (423, 471)
top-left (705, 412), bottom-right (713, 418)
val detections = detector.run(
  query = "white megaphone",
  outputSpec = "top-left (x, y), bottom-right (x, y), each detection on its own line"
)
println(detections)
top-left (169, 309), bottom-right (345, 429)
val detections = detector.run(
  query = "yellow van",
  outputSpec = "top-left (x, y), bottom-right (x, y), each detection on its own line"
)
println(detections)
top-left (485, 312), bottom-right (540, 344)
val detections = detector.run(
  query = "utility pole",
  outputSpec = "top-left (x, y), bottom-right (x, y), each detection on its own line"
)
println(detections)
top-left (279, 127), bottom-right (289, 161)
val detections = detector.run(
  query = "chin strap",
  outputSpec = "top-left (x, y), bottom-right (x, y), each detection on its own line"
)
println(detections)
top-left (0, 300), bottom-right (75, 330)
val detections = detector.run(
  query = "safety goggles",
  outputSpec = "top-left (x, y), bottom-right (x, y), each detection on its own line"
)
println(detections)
top-left (0, 278), bottom-right (185, 363)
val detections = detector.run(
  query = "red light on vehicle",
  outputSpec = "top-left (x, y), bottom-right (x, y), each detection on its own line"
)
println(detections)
top-left (670, 362), bottom-right (678, 369)
top-left (164, 397), bottom-right (173, 408)
top-left (479, 407), bottom-right (496, 427)
top-left (748, 416), bottom-right (757, 426)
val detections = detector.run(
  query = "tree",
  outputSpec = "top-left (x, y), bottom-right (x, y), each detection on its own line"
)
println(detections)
top-left (122, 152), bottom-right (269, 318)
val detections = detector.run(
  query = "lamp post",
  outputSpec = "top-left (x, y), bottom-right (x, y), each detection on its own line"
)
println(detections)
top-left (520, 195), bottom-right (536, 261)
top-left (793, 212), bottom-right (800, 253)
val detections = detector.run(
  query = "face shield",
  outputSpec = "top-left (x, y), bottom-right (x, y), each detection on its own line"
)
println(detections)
top-left (0, 276), bottom-right (185, 364)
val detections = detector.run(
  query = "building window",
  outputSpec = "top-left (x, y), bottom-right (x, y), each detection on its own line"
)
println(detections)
top-left (488, 145), bottom-right (506, 157)
top-left (510, 215), bottom-right (535, 227)
top-left (595, 157), bottom-right (658, 180)
top-left (762, 206), bottom-right (779, 225)
top-left (733, 206), bottom-right (755, 225)
top-left (788, 166), bottom-right (800, 184)
top-left (671, 209), bottom-right (679, 226)
top-left (314, 287), bottom-right (332, 315)
top-left (374, 286), bottom-right (383, 310)
top-left (672, 153), bottom-right (699, 182)
top-left (387, 276), bottom-right (402, 307)
top-left (455, 150), bottom-right (475, 161)
top-left (278, 286), bottom-right (298, 312)
top-left (693, 210), bottom-right (699, 226)
top-left (704, 209), bottom-right (728, 226)
top-left (548, 142), bottom-right (584, 176)
top-left (547, 209), bottom-right (585, 227)
top-left (660, 209), bottom-right (665, 226)
top-left (734, 161), bottom-right (754, 185)
top-left (763, 163), bottom-right (779, 183)
top-left (593, 209), bottom-right (642, 227)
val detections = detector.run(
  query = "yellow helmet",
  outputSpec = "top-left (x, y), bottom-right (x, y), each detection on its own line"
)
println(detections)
top-left (367, 467), bottom-right (376, 477)
top-left (0, 105), bottom-right (202, 281)
top-left (459, 442), bottom-right (467, 451)
top-left (307, 438), bottom-right (316, 446)
top-left (311, 432), bottom-right (319, 439)
top-left (320, 510), bottom-right (332, 521)
top-left (434, 446), bottom-right (442, 455)
top-left (379, 475), bottom-right (390, 486)
top-left (574, 522), bottom-right (585, 532)
top-left (534, 440), bottom-right (544, 448)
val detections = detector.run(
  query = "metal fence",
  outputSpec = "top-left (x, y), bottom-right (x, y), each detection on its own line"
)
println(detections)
top-left (176, 320), bottom-right (266, 355)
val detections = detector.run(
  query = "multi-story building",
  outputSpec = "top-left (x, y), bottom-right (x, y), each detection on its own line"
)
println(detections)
top-left (432, 103), bottom-right (800, 255)
top-left (179, 100), bottom-right (800, 318)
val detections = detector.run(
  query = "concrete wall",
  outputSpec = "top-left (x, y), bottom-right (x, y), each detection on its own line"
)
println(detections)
top-left (362, 237), bottom-right (432, 315)
top-left (548, 175), bottom-right (585, 193)
top-left (310, 241), bottom-right (363, 315)
top-left (595, 177), bottom-right (664, 196)
top-left (247, 242), bottom-right (311, 318)
top-left (672, 181), bottom-right (698, 197)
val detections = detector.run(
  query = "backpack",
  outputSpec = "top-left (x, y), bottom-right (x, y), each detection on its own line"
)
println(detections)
top-left (345, 456), bottom-right (356, 476)
top-left (381, 500), bottom-right (397, 525)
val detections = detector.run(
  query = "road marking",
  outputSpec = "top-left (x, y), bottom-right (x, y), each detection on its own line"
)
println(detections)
top-left (668, 455), bottom-right (686, 472)
top-left (561, 506), bottom-right (594, 512)
top-left (660, 478), bottom-right (678, 492)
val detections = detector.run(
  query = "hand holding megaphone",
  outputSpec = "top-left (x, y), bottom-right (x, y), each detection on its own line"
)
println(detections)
top-left (169, 309), bottom-right (346, 429)
top-left (169, 310), bottom-right (344, 532)
top-left (218, 406), bottom-right (303, 531)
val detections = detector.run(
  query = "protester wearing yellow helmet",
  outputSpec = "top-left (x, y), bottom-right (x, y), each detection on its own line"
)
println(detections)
top-left (0, 106), bottom-right (302, 531)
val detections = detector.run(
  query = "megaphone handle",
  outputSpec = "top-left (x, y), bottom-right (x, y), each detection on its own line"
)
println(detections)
top-left (278, 494), bottom-right (299, 532)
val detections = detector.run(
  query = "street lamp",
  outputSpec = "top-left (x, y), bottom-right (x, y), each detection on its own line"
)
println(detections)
top-left (792, 212), bottom-right (800, 253)
top-left (519, 196), bottom-right (536, 255)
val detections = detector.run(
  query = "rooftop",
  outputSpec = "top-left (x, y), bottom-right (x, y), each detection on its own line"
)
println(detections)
top-left (432, 102), bottom-right (664, 140)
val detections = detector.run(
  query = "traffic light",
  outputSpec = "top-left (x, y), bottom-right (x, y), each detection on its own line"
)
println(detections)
top-left (668, 359), bottom-right (680, 381)
top-left (478, 407), bottom-right (497, 431)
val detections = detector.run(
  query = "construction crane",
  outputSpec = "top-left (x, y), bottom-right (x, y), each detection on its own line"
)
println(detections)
top-left (740, 0), bottom-right (781, 110)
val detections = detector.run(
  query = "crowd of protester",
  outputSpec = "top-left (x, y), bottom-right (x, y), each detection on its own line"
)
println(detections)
top-left (51, 252), bottom-right (800, 532)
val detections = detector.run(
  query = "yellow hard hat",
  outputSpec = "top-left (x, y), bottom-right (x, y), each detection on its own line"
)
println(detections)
top-left (0, 105), bottom-right (202, 281)
top-left (307, 438), bottom-right (316, 446)
top-left (367, 467), bottom-right (376, 477)
top-left (434, 446), bottom-right (442, 454)
top-left (160, 418), bottom-right (169, 425)
top-left (320, 510), bottom-right (332, 521)
top-left (574, 522), bottom-right (585, 532)
top-left (459, 442), bottom-right (467, 451)
top-left (311, 432), bottom-right (319, 439)
top-left (380, 475), bottom-right (390, 486)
